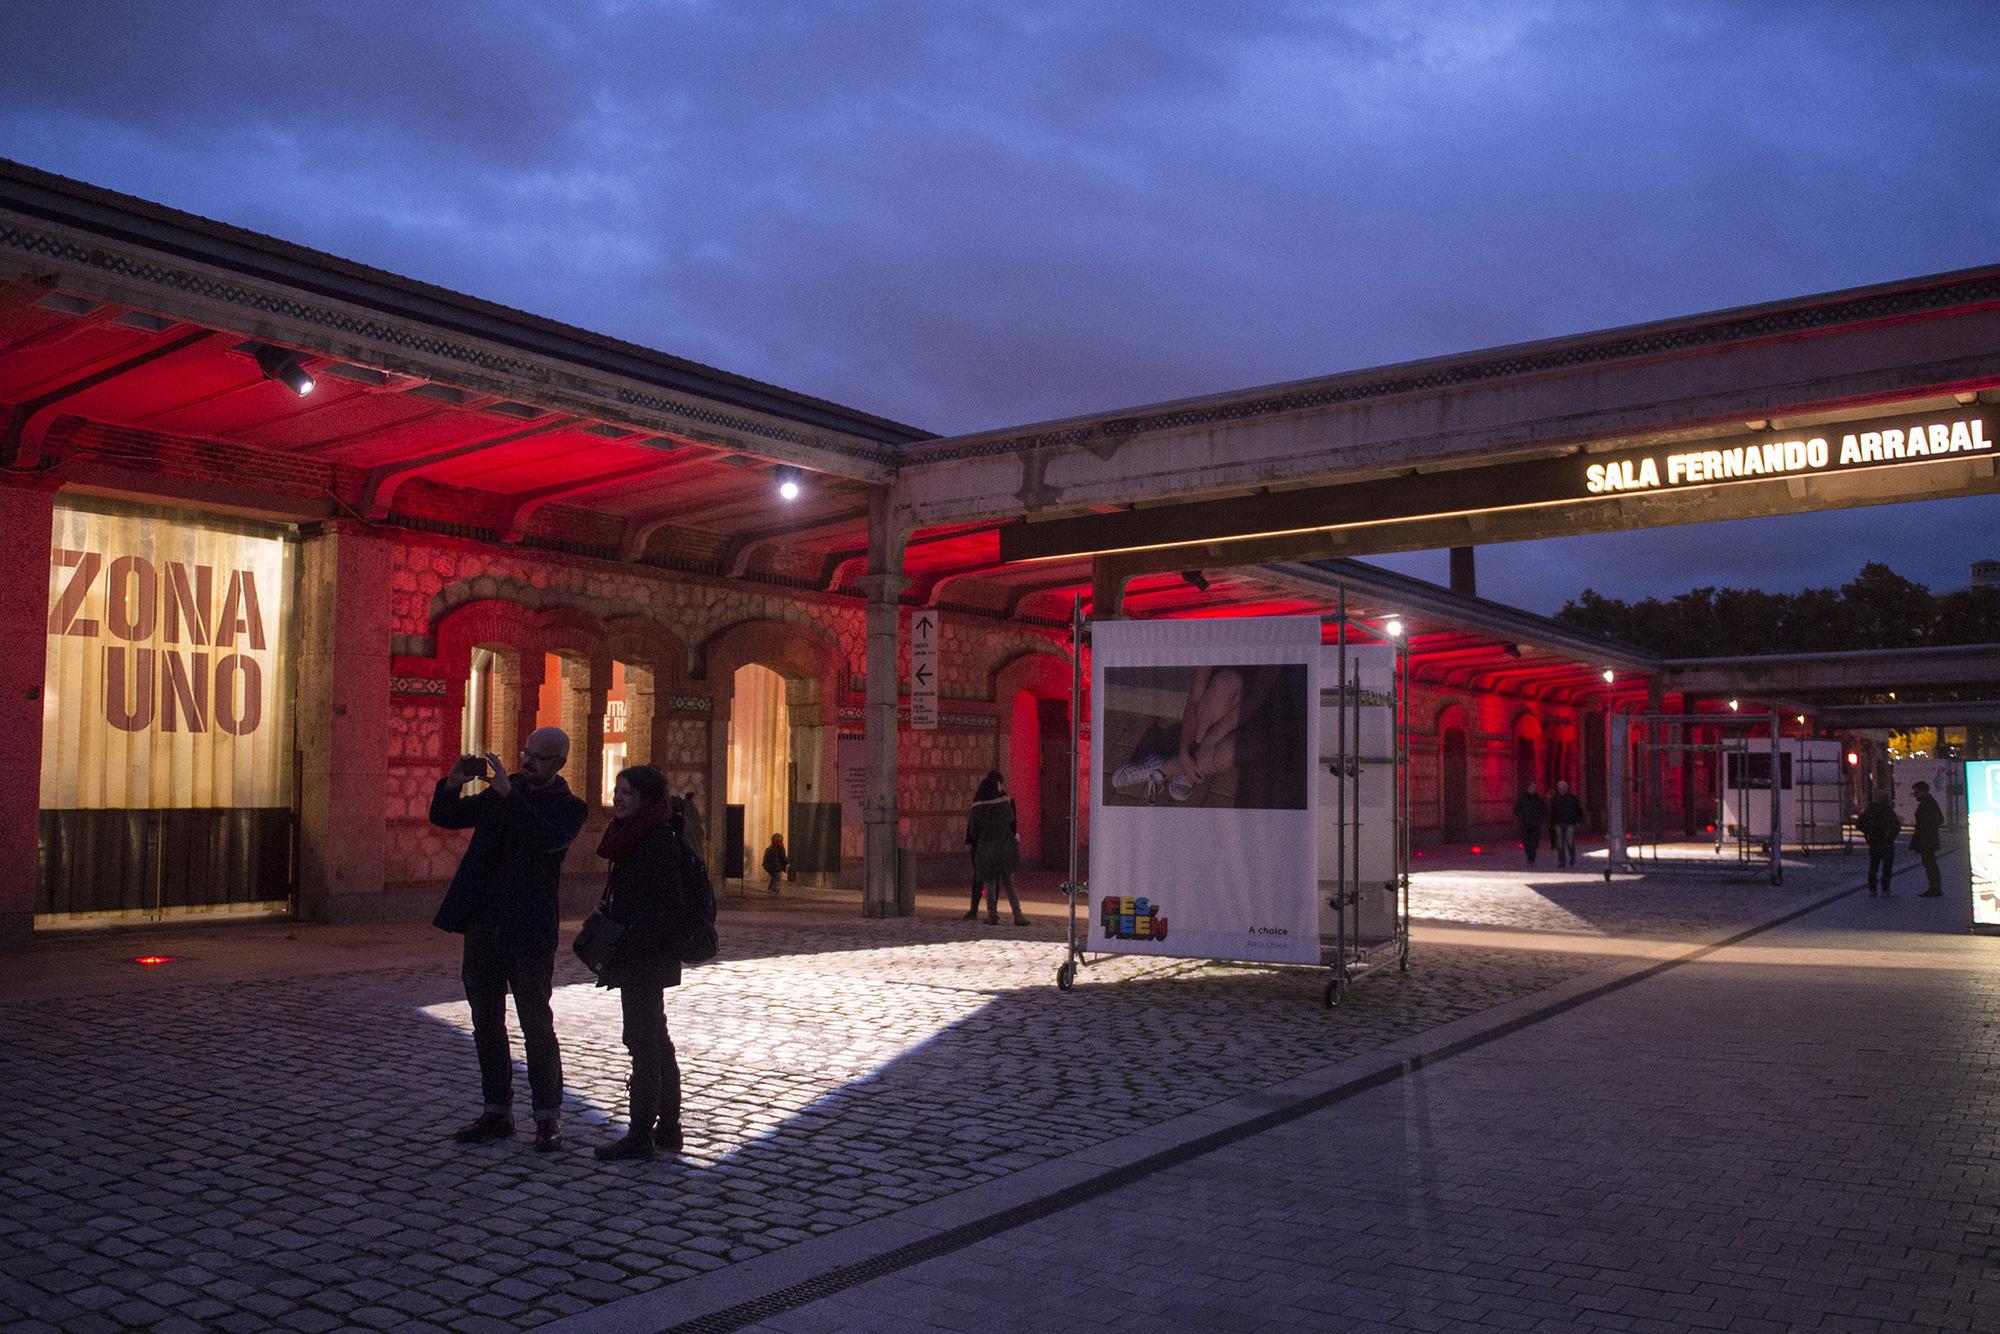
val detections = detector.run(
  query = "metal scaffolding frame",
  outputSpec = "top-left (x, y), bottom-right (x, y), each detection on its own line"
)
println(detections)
top-left (1055, 592), bottom-right (1411, 1008)
top-left (1607, 707), bottom-right (1786, 885)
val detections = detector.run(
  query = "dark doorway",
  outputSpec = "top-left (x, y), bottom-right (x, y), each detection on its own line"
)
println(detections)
top-left (1441, 728), bottom-right (1469, 842)
top-left (1037, 698), bottom-right (1071, 870)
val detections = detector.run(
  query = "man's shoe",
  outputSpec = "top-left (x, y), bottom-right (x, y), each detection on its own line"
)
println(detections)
top-left (962, 909), bottom-right (978, 920)
top-left (987, 916), bottom-right (1000, 925)
top-left (593, 1131), bottom-right (654, 1162)
top-left (452, 1112), bottom-right (514, 1145)
top-left (532, 1121), bottom-right (564, 1152)
top-left (654, 1122), bottom-right (684, 1154)
top-left (1013, 914), bottom-right (1030, 926)
top-left (1919, 889), bottom-right (1943, 897)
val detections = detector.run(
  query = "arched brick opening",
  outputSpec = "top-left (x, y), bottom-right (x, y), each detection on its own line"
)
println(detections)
top-left (700, 619), bottom-right (843, 885)
top-left (992, 649), bottom-right (1074, 868)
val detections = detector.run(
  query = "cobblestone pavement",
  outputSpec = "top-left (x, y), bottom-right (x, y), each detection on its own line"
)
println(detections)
top-left (1409, 844), bottom-right (1857, 937)
top-left (740, 879), bottom-right (2000, 1334)
top-left (0, 863), bottom-right (1848, 1334)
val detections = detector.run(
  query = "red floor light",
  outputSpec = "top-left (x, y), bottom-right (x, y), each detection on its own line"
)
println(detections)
top-left (1469, 845), bottom-right (1482, 855)
top-left (133, 955), bottom-right (176, 966)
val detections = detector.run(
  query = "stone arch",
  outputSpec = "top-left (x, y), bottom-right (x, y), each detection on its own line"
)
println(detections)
top-left (991, 648), bottom-right (1075, 868)
top-left (699, 618), bottom-right (843, 883)
top-left (604, 616), bottom-right (691, 774)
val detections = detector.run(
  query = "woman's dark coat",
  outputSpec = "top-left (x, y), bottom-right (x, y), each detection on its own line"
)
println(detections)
top-left (602, 823), bottom-right (686, 990)
top-left (966, 795), bottom-right (1020, 883)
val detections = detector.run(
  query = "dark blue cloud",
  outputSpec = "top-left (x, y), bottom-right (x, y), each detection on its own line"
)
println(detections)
top-left (2, 1), bottom-right (1995, 613)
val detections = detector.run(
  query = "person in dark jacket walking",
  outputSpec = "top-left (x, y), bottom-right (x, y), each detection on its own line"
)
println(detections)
top-left (1911, 780), bottom-right (1945, 896)
top-left (1548, 780), bottom-right (1585, 868)
top-left (1513, 783), bottom-right (1549, 866)
top-left (1859, 793), bottom-right (1901, 896)
top-left (965, 770), bottom-right (1028, 925)
top-left (430, 726), bottom-right (589, 1152)
top-left (591, 765), bottom-right (689, 1161)
top-left (761, 833), bottom-right (788, 895)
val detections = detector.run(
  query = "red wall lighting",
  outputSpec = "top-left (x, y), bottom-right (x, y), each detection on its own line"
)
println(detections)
top-left (132, 955), bottom-right (176, 966)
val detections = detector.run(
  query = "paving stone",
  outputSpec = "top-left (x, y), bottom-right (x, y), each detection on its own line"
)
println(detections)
top-left (0, 867), bottom-right (1902, 1333)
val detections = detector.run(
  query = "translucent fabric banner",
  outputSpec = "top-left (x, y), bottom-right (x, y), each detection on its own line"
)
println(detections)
top-left (40, 503), bottom-right (295, 811)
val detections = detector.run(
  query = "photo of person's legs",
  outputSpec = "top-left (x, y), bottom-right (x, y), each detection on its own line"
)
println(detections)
top-left (1111, 667), bottom-right (1249, 802)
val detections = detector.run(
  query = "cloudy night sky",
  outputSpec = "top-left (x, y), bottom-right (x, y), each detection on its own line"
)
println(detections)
top-left (3, 2), bottom-right (1996, 614)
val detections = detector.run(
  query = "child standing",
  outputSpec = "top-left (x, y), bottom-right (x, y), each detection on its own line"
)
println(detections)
top-left (762, 833), bottom-right (788, 896)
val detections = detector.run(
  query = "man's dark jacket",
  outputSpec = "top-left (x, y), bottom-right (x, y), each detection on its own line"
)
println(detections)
top-left (1513, 791), bottom-right (1548, 830)
top-left (1911, 793), bottom-right (1944, 854)
top-left (1549, 792), bottom-right (1585, 827)
top-left (430, 776), bottom-right (589, 958)
top-left (1859, 798), bottom-right (1900, 848)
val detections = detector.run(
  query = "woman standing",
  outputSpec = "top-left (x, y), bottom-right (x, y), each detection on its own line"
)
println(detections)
top-left (591, 764), bottom-right (687, 1162)
top-left (964, 770), bottom-right (1029, 926)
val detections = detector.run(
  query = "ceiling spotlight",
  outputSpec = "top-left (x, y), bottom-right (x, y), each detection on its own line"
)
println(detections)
top-left (1847, 751), bottom-right (1860, 766)
top-left (253, 344), bottom-right (314, 396)
top-left (1796, 714), bottom-right (1806, 725)
top-left (1180, 570), bottom-right (1210, 592)
top-left (1728, 699), bottom-right (1740, 712)
top-left (773, 464), bottom-right (803, 502)
top-left (1501, 642), bottom-right (1522, 659)
top-left (1601, 669), bottom-right (1615, 684)
top-left (1384, 617), bottom-right (1404, 640)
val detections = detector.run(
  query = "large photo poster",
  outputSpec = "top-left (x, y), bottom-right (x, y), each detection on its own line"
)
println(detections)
top-left (1091, 616), bottom-right (1320, 964)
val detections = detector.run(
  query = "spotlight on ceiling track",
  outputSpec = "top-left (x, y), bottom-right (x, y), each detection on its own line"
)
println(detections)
top-left (774, 464), bottom-right (803, 502)
top-left (1501, 642), bottom-right (1522, 658)
top-left (1180, 570), bottom-right (1209, 592)
top-left (254, 344), bottom-right (314, 396)
top-left (1383, 617), bottom-right (1404, 639)
top-left (1602, 669), bottom-right (1615, 684)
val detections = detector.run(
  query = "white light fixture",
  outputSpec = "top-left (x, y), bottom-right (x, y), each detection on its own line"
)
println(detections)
top-left (1847, 751), bottom-right (1860, 766)
top-left (774, 464), bottom-right (803, 502)
top-left (1601, 668), bottom-right (1615, 684)
top-left (1728, 699), bottom-right (1740, 712)
top-left (253, 344), bottom-right (314, 396)
top-left (1384, 617), bottom-right (1404, 639)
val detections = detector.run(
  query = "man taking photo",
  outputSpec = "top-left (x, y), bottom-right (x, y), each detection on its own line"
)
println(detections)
top-left (430, 727), bottom-right (589, 1151)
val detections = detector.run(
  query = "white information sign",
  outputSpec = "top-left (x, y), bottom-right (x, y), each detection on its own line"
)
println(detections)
top-left (1090, 615), bottom-right (1321, 964)
top-left (910, 610), bottom-right (938, 730)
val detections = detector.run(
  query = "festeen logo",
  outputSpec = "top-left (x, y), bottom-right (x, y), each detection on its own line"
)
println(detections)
top-left (46, 549), bottom-right (270, 735)
top-left (1100, 896), bottom-right (1168, 942)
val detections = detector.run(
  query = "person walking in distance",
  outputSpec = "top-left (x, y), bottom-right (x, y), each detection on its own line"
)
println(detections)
top-left (761, 833), bottom-right (788, 896)
top-left (1859, 792), bottom-right (1901, 896)
top-left (1513, 782), bottom-right (1549, 866)
top-left (1911, 780), bottom-right (1945, 896)
top-left (591, 765), bottom-right (689, 1161)
top-left (1548, 779), bottom-right (1585, 868)
top-left (966, 770), bottom-right (1029, 925)
top-left (430, 727), bottom-right (589, 1152)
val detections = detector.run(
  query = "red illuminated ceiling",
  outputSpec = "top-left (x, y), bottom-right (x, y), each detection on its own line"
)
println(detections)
top-left (0, 277), bottom-right (1649, 702)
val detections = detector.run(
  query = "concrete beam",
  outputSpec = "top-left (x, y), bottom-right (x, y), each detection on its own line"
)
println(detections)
top-left (894, 267), bottom-right (2000, 532)
top-left (1662, 643), bottom-right (2000, 695)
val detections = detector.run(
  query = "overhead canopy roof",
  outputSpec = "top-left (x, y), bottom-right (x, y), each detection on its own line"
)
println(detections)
top-left (5, 158), bottom-right (1998, 715)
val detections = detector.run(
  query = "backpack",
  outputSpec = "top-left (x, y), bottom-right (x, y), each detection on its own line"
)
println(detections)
top-left (670, 826), bottom-right (719, 965)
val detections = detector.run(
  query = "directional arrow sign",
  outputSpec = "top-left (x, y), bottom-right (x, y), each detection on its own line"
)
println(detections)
top-left (910, 612), bottom-right (939, 730)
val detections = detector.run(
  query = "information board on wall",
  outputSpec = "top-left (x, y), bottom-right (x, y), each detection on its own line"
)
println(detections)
top-left (910, 611), bottom-right (938, 730)
top-left (1090, 615), bottom-right (1320, 964)
top-left (40, 503), bottom-right (295, 811)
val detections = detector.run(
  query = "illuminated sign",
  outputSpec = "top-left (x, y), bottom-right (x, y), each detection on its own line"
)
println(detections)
top-left (41, 504), bottom-right (294, 811)
top-left (998, 406), bottom-right (1998, 563)
top-left (1585, 412), bottom-right (1991, 496)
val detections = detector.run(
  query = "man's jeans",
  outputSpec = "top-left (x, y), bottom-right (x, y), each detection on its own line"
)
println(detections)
top-left (462, 923), bottom-right (564, 1121)
top-left (1552, 823), bottom-right (1577, 866)
top-left (1867, 843), bottom-right (1895, 890)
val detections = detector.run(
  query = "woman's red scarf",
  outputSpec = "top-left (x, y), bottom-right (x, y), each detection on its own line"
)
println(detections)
top-left (597, 800), bottom-right (673, 862)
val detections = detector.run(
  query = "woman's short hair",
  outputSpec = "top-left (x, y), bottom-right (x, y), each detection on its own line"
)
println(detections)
top-left (974, 769), bottom-right (1004, 802)
top-left (617, 764), bottom-right (670, 806)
